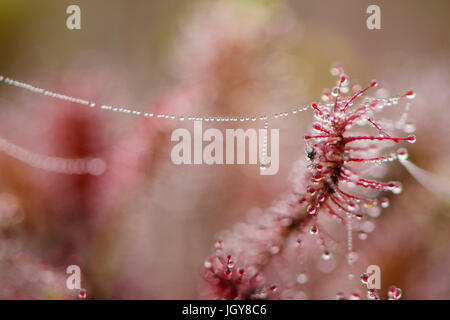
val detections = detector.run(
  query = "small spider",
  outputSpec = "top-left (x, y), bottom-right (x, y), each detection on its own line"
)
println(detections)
top-left (327, 186), bottom-right (335, 194)
top-left (306, 148), bottom-right (316, 161)
top-left (330, 166), bottom-right (341, 184)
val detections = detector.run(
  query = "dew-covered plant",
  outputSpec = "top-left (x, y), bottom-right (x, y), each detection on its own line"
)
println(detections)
top-left (202, 64), bottom-right (417, 300)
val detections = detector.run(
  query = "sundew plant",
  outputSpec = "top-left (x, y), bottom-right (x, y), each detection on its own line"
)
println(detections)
top-left (203, 65), bottom-right (416, 300)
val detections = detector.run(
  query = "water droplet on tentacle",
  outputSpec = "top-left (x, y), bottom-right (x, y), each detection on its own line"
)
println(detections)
top-left (389, 181), bottom-right (403, 194)
top-left (307, 205), bottom-right (317, 215)
top-left (309, 225), bottom-right (319, 235)
top-left (215, 240), bottom-right (223, 249)
top-left (340, 74), bottom-right (349, 86)
top-left (379, 197), bottom-right (390, 208)
top-left (405, 90), bottom-right (416, 100)
top-left (360, 273), bottom-right (369, 285)
top-left (322, 249), bottom-right (332, 260)
top-left (388, 286), bottom-right (402, 300)
top-left (78, 289), bottom-right (87, 299)
top-left (407, 135), bottom-right (416, 144)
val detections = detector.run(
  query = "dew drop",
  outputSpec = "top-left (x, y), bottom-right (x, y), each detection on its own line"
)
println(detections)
top-left (363, 201), bottom-right (374, 208)
top-left (358, 231), bottom-right (368, 240)
top-left (366, 206), bottom-right (381, 218)
top-left (391, 181), bottom-right (403, 194)
top-left (215, 240), bottom-right (223, 249)
top-left (388, 286), bottom-right (402, 300)
top-left (253, 291), bottom-right (268, 299)
top-left (347, 251), bottom-right (359, 265)
top-left (397, 148), bottom-right (408, 161)
top-left (407, 135), bottom-right (416, 144)
top-left (388, 286), bottom-right (395, 296)
top-left (309, 225), bottom-right (319, 235)
top-left (296, 272), bottom-right (309, 284)
top-left (312, 123), bottom-right (324, 133)
top-left (330, 64), bottom-right (343, 76)
top-left (227, 256), bottom-right (234, 268)
top-left (204, 260), bottom-right (212, 269)
top-left (269, 283), bottom-right (277, 292)
top-left (307, 205), bottom-right (317, 215)
top-left (367, 289), bottom-right (378, 300)
top-left (312, 172), bottom-right (323, 182)
top-left (317, 193), bottom-right (326, 203)
top-left (370, 80), bottom-right (378, 87)
top-left (360, 273), bottom-right (369, 284)
top-left (331, 87), bottom-right (340, 97)
top-left (306, 186), bottom-right (316, 195)
top-left (362, 221), bottom-right (376, 233)
top-left (78, 289), bottom-right (87, 300)
top-left (340, 74), bottom-right (349, 85)
top-left (347, 202), bottom-right (359, 212)
top-left (336, 292), bottom-right (347, 300)
top-left (269, 245), bottom-right (280, 255)
top-left (349, 292), bottom-right (361, 300)
top-left (405, 90), bottom-right (416, 100)
top-left (322, 249), bottom-right (332, 260)
top-left (379, 197), bottom-right (390, 208)
top-left (393, 287), bottom-right (402, 300)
